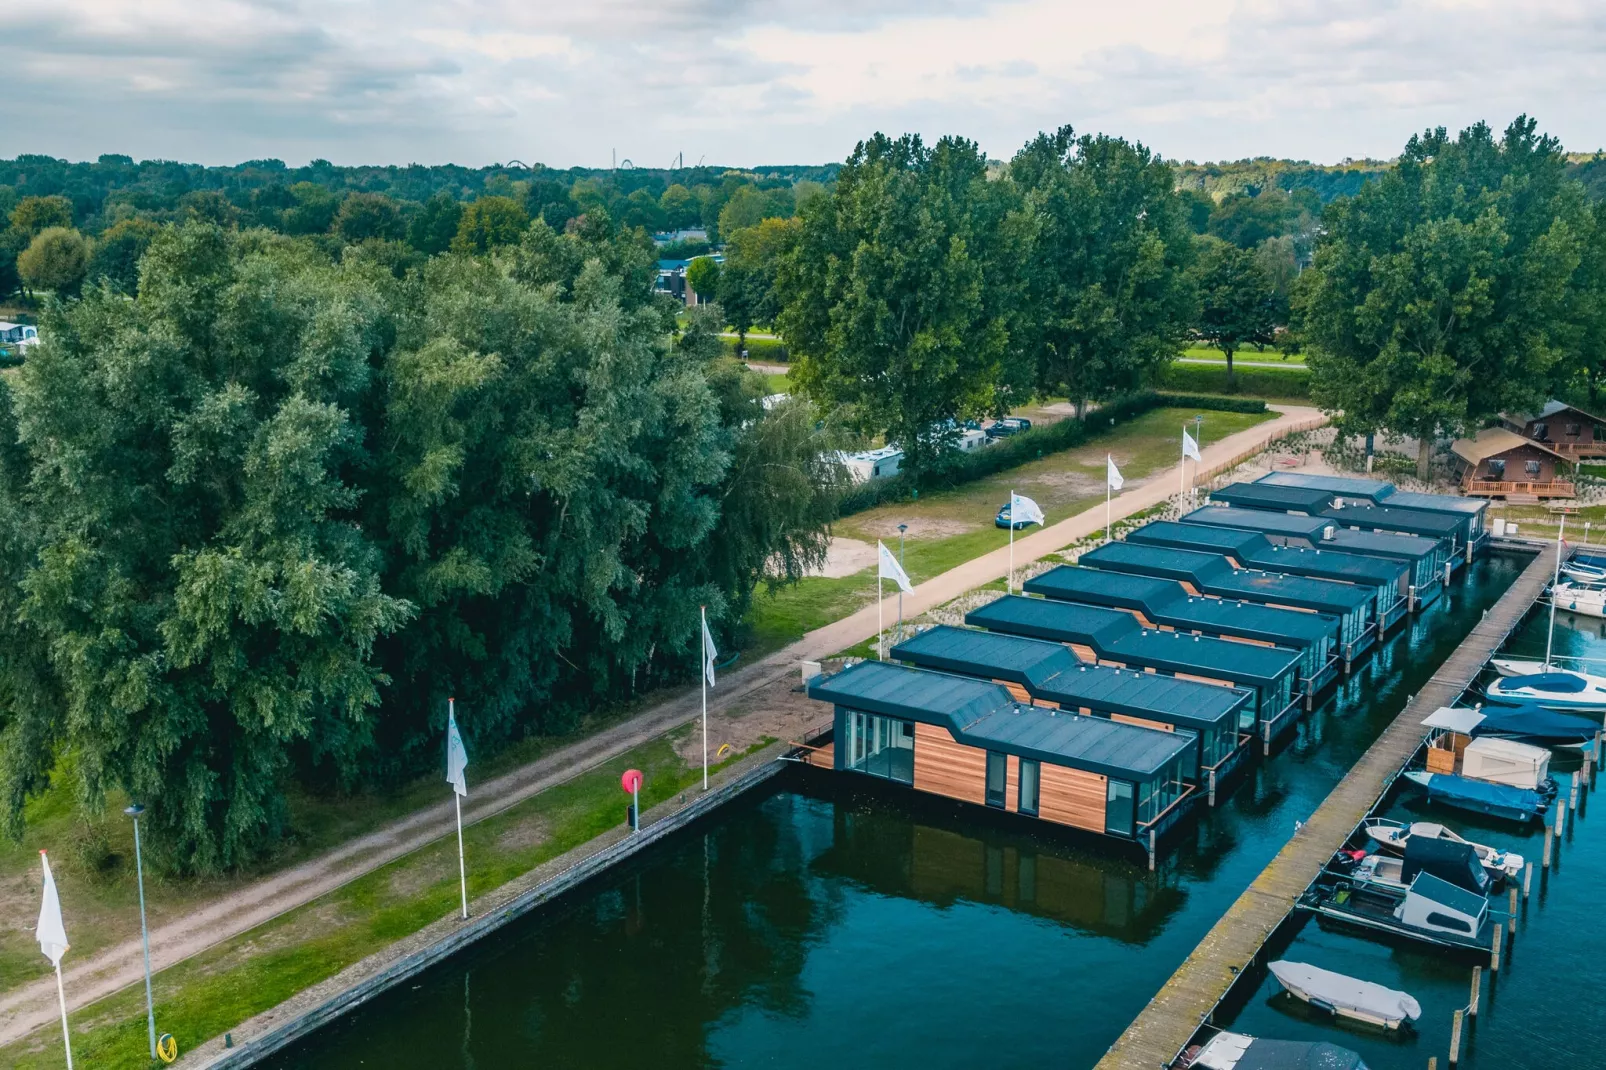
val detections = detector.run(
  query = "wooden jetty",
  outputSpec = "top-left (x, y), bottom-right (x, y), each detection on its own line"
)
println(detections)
top-left (1094, 545), bottom-right (1554, 1070)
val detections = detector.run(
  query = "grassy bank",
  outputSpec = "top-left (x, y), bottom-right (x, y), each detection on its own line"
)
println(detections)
top-left (1158, 361), bottom-right (1311, 399)
top-left (1182, 344), bottom-right (1306, 366)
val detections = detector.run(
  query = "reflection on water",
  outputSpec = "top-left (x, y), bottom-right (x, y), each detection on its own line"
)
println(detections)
top-left (272, 556), bottom-right (1522, 1070)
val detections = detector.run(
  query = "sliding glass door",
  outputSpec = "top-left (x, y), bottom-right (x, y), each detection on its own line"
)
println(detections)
top-left (844, 709), bottom-right (915, 785)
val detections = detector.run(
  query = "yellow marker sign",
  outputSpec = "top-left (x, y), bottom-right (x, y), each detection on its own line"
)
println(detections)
top-left (157, 1033), bottom-right (178, 1064)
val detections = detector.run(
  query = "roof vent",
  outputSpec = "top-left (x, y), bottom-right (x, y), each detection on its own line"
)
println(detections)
top-left (1334, 497), bottom-right (1345, 509)
top-left (1322, 525), bottom-right (1337, 541)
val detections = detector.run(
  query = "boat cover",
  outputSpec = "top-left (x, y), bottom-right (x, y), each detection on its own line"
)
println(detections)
top-left (1232, 1039), bottom-right (1367, 1070)
top-left (1495, 672), bottom-right (1588, 694)
top-left (1474, 706), bottom-right (1600, 742)
top-left (1419, 773), bottom-right (1544, 815)
top-left (1268, 961), bottom-right (1422, 1024)
top-left (1401, 837), bottom-right (1489, 895)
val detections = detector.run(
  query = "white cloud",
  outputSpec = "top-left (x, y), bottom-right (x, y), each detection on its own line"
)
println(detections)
top-left (0, 0), bottom-right (1602, 167)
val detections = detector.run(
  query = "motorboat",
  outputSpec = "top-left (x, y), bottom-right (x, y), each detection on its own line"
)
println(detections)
top-left (1419, 709), bottom-right (1559, 797)
top-left (1472, 705), bottom-right (1602, 745)
top-left (1363, 817), bottom-right (1524, 882)
top-left (1561, 561), bottom-right (1606, 584)
top-left (1489, 659), bottom-right (1606, 694)
top-left (1548, 580), bottom-right (1606, 620)
top-left (1267, 961), bottom-right (1421, 1031)
top-left (1401, 771), bottom-right (1549, 823)
top-left (1178, 1031), bottom-right (1369, 1070)
top-left (1348, 838), bottom-right (1490, 898)
top-left (1301, 870), bottom-right (1495, 953)
top-left (1484, 670), bottom-right (1606, 712)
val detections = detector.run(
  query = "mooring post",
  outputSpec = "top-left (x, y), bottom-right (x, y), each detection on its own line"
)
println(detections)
top-left (1523, 860), bottom-right (1533, 898)
top-left (1491, 922), bottom-right (1502, 973)
top-left (1508, 885), bottom-right (1518, 933)
top-left (1570, 774), bottom-right (1579, 814)
top-left (1543, 827), bottom-right (1553, 868)
top-left (1148, 830), bottom-right (1156, 873)
top-left (1429, 1058), bottom-right (1439, 1070)
top-left (1449, 1009), bottom-right (1464, 1065)
top-left (1468, 966), bottom-right (1481, 1017)
top-left (1556, 797), bottom-right (1567, 839)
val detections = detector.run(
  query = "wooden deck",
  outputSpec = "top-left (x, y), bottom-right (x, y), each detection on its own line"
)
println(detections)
top-left (1094, 545), bottom-right (1554, 1070)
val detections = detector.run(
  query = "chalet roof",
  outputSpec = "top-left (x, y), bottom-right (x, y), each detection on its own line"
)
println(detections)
top-left (1451, 428), bottom-right (1566, 465)
top-left (1506, 399), bottom-right (1606, 425)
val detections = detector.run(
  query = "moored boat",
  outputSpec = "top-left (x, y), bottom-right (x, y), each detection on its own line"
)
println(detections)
top-left (1546, 580), bottom-right (1606, 620)
top-left (1300, 870), bottom-right (1496, 954)
top-left (1401, 771), bottom-right (1549, 823)
top-left (1484, 669), bottom-right (1606, 711)
top-left (1489, 658), bottom-right (1606, 692)
top-left (1349, 838), bottom-right (1490, 899)
top-left (1362, 817), bottom-right (1524, 881)
top-left (1267, 961), bottom-right (1421, 1031)
top-left (1472, 705), bottom-right (1602, 745)
top-left (1178, 1031), bottom-right (1370, 1070)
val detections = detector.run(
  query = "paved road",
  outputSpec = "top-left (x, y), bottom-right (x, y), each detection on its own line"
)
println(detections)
top-left (0, 404), bottom-right (1323, 1046)
top-left (1175, 357), bottom-right (1308, 370)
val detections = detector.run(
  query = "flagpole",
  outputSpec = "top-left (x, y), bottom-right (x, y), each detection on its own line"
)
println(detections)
top-left (877, 571), bottom-right (884, 660)
top-left (54, 960), bottom-right (72, 1070)
top-left (1180, 426), bottom-right (1185, 501)
top-left (701, 605), bottom-right (709, 791)
top-left (1106, 456), bottom-right (1112, 544)
top-left (1546, 513), bottom-right (1565, 669)
top-left (1008, 490), bottom-right (1015, 593)
top-left (451, 697), bottom-right (467, 920)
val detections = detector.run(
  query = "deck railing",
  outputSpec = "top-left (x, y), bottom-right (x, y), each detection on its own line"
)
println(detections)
top-left (1464, 479), bottom-right (1576, 498)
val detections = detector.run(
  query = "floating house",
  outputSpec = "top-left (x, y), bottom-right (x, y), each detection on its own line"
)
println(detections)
top-left (890, 625), bottom-right (1253, 796)
top-left (1125, 521), bottom-right (1411, 631)
top-left (965, 595), bottom-right (1303, 750)
top-left (1180, 506), bottom-right (1445, 610)
top-left (1208, 481), bottom-right (1336, 516)
top-left (806, 660), bottom-right (1198, 852)
top-left (1211, 482), bottom-right (1467, 572)
top-left (1023, 565), bottom-right (1340, 699)
top-left (1078, 541), bottom-right (1376, 668)
top-left (1449, 428), bottom-right (1573, 500)
top-left (1253, 473), bottom-right (1489, 558)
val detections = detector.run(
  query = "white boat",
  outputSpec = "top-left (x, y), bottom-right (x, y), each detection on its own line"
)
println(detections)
top-left (1485, 668), bottom-right (1606, 711)
top-left (1488, 658), bottom-right (1606, 688)
top-left (1363, 818), bottom-right (1525, 881)
top-left (1549, 580), bottom-right (1606, 619)
top-left (1268, 960), bottom-right (1422, 1030)
top-left (1180, 1031), bottom-right (1369, 1070)
top-left (1561, 563), bottom-right (1606, 583)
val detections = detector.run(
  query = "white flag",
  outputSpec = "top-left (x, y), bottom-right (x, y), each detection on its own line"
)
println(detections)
top-left (1106, 455), bottom-right (1124, 491)
top-left (446, 704), bottom-right (469, 798)
top-left (36, 852), bottom-right (68, 967)
top-left (702, 614), bottom-right (719, 688)
top-left (1009, 492), bottom-right (1045, 526)
top-left (877, 541), bottom-right (913, 594)
top-left (1182, 429), bottom-right (1201, 462)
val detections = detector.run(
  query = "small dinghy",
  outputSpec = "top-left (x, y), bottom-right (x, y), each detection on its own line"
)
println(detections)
top-left (1178, 1031), bottom-right (1370, 1070)
top-left (1268, 961), bottom-right (1421, 1030)
top-left (1363, 818), bottom-right (1524, 882)
top-left (1484, 670), bottom-right (1606, 712)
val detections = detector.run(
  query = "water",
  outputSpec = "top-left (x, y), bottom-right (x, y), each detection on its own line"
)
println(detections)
top-left (273, 556), bottom-right (1523, 1070)
top-left (1224, 588), bottom-right (1606, 1070)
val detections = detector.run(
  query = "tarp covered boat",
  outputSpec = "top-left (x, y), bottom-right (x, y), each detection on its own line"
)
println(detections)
top-left (1486, 670), bottom-right (1606, 711)
top-left (1268, 961), bottom-right (1421, 1030)
top-left (1182, 1031), bottom-right (1369, 1070)
top-left (1401, 771), bottom-right (1549, 823)
top-left (1472, 705), bottom-right (1602, 744)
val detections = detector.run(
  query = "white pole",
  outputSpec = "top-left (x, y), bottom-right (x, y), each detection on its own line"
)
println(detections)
top-left (632, 781), bottom-right (640, 831)
top-left (1008, 490), bottom-right (1015, 593)
top-left (454, 793), bottom-right (468, 919)
top-left (701, 605), bottom-right (709, 792)
top-left (1106, 471), bottom-right (1112, 544)
top-left (1547, 513), bottom-right (1565, 669)
top-left (877, 572), bottom-right (884, 660)
top-left (1180, 426), bottom-right (1186, 501)
top-left (54, 961), bottom-right (72, 1070)
top-left (131, 814), bottom-right (155, 1060)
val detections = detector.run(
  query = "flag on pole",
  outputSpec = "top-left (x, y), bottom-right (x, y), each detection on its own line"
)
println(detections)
top-left (1182, 429), bottom-right (1201, 462)
top-left (878, 541), bottom-right (913, 593)
top-left (1106, 455), bottom-right (1124, 491)
top-left (446, 706), bottom-right (469, 798)
top-left (1009, 492), bottom-right (1045, 526)
top-left (37, 852), bottom-right (68, 967)
top-left (702, 613), bottom-right (719, 687)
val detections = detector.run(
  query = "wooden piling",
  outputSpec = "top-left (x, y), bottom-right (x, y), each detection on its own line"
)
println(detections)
top-left (1429, 1058), bottom-right (1438, 1070)
top-left (1208, 769), bottom-right (1217, 807)
top-left (1543, 827), bottom-right (1553, 868)
top-left (1523, 860), bottom-right (1533, 898)
top-left (1491, 922), bottom-right (1503, 973)
top-left (1508, 885), bottom-right (1518, 933)
top-left (1468, 966), bottom-right (1481, 1017)
top-left (1449, 1009), bottom-right (1464, 1065)
top-left (1556, 797), bottom-right (1567, 839)
top-left (1570, 775), bottom-right (1579, 813)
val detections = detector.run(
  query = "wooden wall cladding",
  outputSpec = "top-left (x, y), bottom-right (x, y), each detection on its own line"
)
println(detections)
top-left (1037, 763), bottom-right (1107, 832)
top-left (913, 723), bottom-right (987, 806)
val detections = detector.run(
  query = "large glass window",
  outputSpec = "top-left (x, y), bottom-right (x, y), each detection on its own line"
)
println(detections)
top-left (1137, 757), bottom-right (1186, 827)
top-left (844, 710), bottom-right (914, 785)
top-left (985, 751), bottom-right (1008, 809)
top-left (1106, 779), bottom-right (1135, 837)
top-left (1174, 728), bottom-right (1199, 780)
top-left (1018, 758), bottom-right (1040, 816)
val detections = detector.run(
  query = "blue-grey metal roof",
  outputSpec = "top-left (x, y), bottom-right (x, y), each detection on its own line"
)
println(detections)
top-left (1183, 505), bottom-right (1335, 539)
top-left (1255, 471), bottom-right (1397, 502)
top-left (1081, 542), bottom-right (1372, 615)
top-left (1210, 482), bottom-right (1337, 513)
top-left (891, 625), bottom-right (1249, 730)
top-left (1324, 527), bottom-right (1442, 563)
top-left (807, 660), bottom-right (1189, 777)
top-left (1130, 519), bottom-right (1408, 590)
top-left (1024, 565), bottom-right (1338, 646)
top-left (1126, 520), bottom-right (1271, 561)
top-left (1382, 491), bottom-right (1488, 518)
top-left (966, 595), bottom-right (1299, 686)
top-left (1322, 501), bottom-right (1464, 539)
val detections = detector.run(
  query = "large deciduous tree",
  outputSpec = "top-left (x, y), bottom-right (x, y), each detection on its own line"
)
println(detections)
top-left (1189, 237), bottom-right (1279, 386)
top-left (17, 227), bottom-right (90, 296)
top-left (1300, 117), bottom-right (1592, 478)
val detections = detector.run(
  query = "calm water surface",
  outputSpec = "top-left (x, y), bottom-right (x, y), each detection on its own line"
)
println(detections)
top-left (274, 557), bottom-right (1529, 1070)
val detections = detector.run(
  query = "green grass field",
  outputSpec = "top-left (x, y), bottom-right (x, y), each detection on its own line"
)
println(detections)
top-left (1182, 345), bottom-right (1307, 366)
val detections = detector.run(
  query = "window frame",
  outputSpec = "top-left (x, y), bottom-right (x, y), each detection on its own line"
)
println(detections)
top-left (1018, 758), bottom-right (1040, 817)
top-left (984, 750), bottom-right (1008, 809)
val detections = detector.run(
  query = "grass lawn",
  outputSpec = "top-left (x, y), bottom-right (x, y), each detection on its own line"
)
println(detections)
top-left (741, 406), bottom-right (1275, 654)
top-left (1183, 345), bottom-right (1307, 366)
top-left (762, 371), bottom-right (790, 394)
top-left (0, 729), bottom-right (769, 1070)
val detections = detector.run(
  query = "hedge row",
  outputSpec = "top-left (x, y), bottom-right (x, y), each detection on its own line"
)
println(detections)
top-left (1156, 361), bottom-right (1311, 399)
top-left (726, 336), bottom-right (789, 362)
top-left (838, 390), bottom-right (1266, 516)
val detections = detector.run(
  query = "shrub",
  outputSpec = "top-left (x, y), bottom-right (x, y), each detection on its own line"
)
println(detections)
top-left (1156, 361), bottom-right (1310, 398)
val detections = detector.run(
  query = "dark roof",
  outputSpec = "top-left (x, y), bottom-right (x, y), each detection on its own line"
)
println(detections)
top-left (1380, 491), bottom-right (1488, 517)
top-left (891, 625), bottom-right (1249, 730)
top-left (1249, 542), bottom-right (1412, 588)
top-left (1324, 527), bottom-right (1441, 563)
top-left (1126, 520), bottom-right (1271, 560)
top-left (1210, 482), bottom-right (1337, 513)
top-left (807, 660), bottom-right (1189, 778)
top-left (966, 595), bottom-right (1299, 687)
top-left (1081, 543), bottom-right (1371, 614)
top-left (1183, 505), bottom-right (1334, 540)
top-left (1255, 471), bottom-right (1397, 503)
top-left (1322, 502), bottom-right (1464, 539)
top-left (1024, 565), bottom-right (1338, 646)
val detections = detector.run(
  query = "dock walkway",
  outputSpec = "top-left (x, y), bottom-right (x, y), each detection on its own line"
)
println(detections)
top-left (1095, 545), bottom-right (1554, 1070)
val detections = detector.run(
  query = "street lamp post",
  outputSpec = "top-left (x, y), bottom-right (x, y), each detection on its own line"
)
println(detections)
top-left (897, 524), bottom-right (908, 644)
top-left (125, 803), bottom-right (157, 1060)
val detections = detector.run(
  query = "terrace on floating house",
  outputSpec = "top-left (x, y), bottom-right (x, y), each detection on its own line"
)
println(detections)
top-left (1022, 565), bottom-right (1340, 699)
top-left (1255, 473), bottom-right (1490, 559)
top-left (1180, 506), bottom-right (1446, 610)
top-left (1125, 520), bottom-right (1411, 631)
top-left (1077, 541), bottom-right (1376, 668)
top-left (890, 625), bottom-right (1254, 795)
top-left (964, 594), bottom-right (1303, 751)
top-left (807, 660), bottom-right (1199, 850)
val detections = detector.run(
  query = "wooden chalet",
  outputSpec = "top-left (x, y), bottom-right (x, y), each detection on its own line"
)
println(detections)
top-left (1449, 428), bottom-right (1573, 500)
top-left (1500, 400), bottom-right (1606, 460)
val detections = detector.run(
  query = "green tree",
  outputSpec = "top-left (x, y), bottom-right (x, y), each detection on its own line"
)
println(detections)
top-left (1189, 237), bottom-right (1278, 385)
top-left (9, 195), bottom-right (73, 238)
top-left (1009, 127), bottom-right (1196, 415)
top-left (408, 192), bottom-right (464, 255)
top-left (17, 227), bottom-right (90, 295)
top-left (86, 217), bottom-right (161, 294)
top-left (179, 189), bottom-right (240, 228)
top-left (282, 182), bottom-right (340, 235)
top-left (451, 196), bottom-right (529, 254)
top-left (659, 184), bottom-right (698, 230)
top-left (778, 133), bottom-right (1023, 475)
top-left (336, 192), bottom-right (404, 243)
top-left (686, 256), bottom-right (721, 301)
top-left (1300, 117), bottom-right (1593, 477)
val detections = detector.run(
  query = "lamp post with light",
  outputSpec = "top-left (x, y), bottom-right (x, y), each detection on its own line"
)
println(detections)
top-left (124, 803), bottom-right (157, 1060)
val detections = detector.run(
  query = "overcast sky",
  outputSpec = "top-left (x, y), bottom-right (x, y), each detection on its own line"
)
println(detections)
top-left (4, 0), bottom-right (1602, 170)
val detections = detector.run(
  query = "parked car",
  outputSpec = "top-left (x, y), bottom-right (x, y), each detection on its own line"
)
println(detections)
top-left (985, 417), bottom-right (1032, 438)
top-left (995, 502), bottom-right (1040, 530)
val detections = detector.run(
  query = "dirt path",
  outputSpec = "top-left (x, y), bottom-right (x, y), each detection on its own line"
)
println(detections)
top-left (0, 404), bottom-right (1323, 1047)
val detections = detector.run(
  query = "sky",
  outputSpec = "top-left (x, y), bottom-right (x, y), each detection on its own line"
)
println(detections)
top-left (3, 0), bottom-right (1603, 170)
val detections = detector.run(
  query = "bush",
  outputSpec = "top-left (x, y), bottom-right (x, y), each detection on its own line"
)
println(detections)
top-left (1156, 361), bottom-right (1310, 398)
top-left (726, 335), bottom-right (789, 362)
top-left (1151, 392), bottom-right (1267, 414)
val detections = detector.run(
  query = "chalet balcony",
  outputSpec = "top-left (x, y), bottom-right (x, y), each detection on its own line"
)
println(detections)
top-left (1528, 439), bottom-right (1606, 459)
top-left (1463, 479), bottom-right (1576, 499)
